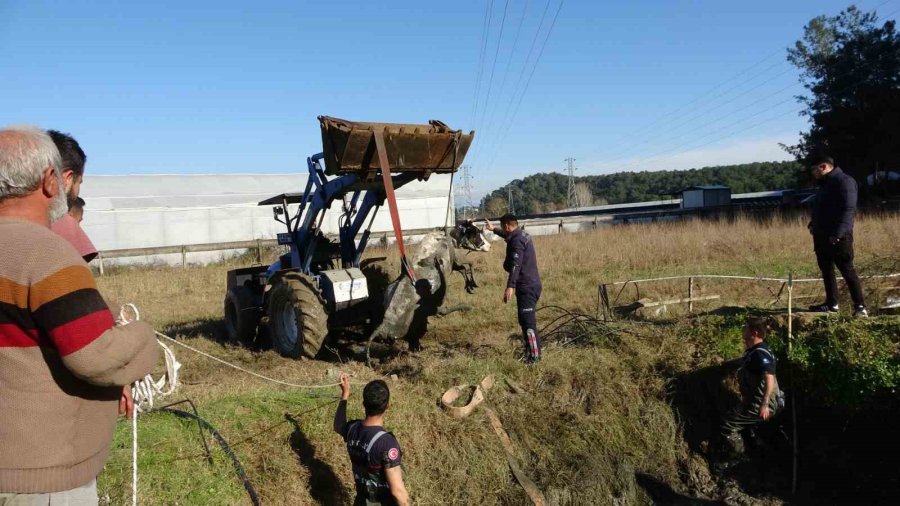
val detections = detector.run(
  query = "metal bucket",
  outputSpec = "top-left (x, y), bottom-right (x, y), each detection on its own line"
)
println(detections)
top-left (318, 116), bottom-right (474, 176)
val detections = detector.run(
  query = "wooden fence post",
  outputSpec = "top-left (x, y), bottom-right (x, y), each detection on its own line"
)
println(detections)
top-left (688, 277), bottom-right (694, 313)
top-left (181, 245), bottom-right (187, 269)
top-left (98, 252), bottom-right (105, 276)
top-left (256, 239), bottom-right (262, 263)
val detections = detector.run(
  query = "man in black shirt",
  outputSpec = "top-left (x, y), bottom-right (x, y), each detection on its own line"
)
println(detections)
top-left (485, 214), bottom-right (543, 364)
top-left (721, 318), bottom-right (783, 455)
top-left (807, 154), bottom-right (867, 317)
top-left (334, 375), bottom-right (409, 506)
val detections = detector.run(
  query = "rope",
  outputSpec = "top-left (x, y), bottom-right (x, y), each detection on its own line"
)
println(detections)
top-left (151, 330), bottom-right (345, 389)
top-left (444, 170), bottom-right (456, 230)
top-left (118, 302), bottom-right (377, 504)
top-left (117, 304), bottom-right (181, 506)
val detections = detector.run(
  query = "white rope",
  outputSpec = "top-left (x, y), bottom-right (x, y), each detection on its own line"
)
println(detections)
top-left (118, 304), bottom-right (181, 506)
top-left (151, 330), bottom-right (341, 389)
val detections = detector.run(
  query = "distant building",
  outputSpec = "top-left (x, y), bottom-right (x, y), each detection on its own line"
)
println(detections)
top-left (681, 185), bottom-right (731, 209)
top-left (79, 173), bottom-right (454, 264)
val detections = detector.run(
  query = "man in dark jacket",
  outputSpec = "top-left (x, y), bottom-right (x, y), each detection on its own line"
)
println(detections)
top-left (485, 214), bottom-right (543, 363)
top-left (807, 154), bottom-right (867, 317)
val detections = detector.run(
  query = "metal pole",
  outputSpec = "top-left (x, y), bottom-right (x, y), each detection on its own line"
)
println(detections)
top-left (97, 252), bottom-right (105, 276)
top-left (181, 246), bottom-right (187, 269)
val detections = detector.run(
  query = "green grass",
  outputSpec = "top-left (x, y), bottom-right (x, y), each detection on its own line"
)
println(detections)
top-left (91, 214), bottom-right (900, 505)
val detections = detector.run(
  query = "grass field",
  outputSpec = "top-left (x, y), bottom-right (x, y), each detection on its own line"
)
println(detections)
top-left (94, 214), bottom-right (900, 505)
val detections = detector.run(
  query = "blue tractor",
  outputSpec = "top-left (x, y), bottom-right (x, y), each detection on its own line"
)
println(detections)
top-left (224, 116), bottom-right (474, 358)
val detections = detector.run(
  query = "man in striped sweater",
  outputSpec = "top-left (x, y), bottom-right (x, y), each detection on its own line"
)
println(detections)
top-left (0, 126), bottom-right (159, 504)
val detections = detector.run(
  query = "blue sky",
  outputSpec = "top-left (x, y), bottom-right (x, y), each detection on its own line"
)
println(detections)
top-left (2, 0), bottom-right (897, 200)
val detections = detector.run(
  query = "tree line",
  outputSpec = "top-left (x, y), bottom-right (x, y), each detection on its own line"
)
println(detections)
top-left (477, 161), bottom-right (804, 216)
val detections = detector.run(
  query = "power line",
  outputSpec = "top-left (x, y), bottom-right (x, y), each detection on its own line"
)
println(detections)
top-left (481, 0), bottom-right (565, 173)
top-left (595, 78), bottom-right (801, 169)
top-left (478, 0), bottom-right (530, 164)
top-left (471, 0), bottom-right (495, 126)
top-left (623, 106), bottom-right (802, 172)
top-left (590, 63), bottom-right (796, 167)
top-left (617, 15), bottom-right (900, 172)
top-left (477, 0), bottom-right (512, 138)
top-left (468, 0), bottom-right (555, 170)
top-left (582, 0), bottom-right (897, 163)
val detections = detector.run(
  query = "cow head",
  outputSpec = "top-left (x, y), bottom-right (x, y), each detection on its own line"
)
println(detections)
top-left (450, 220), bottom-right (491, 252)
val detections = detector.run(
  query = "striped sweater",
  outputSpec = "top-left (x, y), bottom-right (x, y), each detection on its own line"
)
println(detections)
top-left (0, 217), bottom-right (158, 493)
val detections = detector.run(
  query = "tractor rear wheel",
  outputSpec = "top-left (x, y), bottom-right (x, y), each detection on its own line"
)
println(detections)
top-left (224, 286), bottom-right (261, 346)
top-left (268, 273), bottom-right (328, 359)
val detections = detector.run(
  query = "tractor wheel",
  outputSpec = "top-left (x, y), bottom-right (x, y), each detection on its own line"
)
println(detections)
top-left (224, 286), bottom-right (261, 346)
top-left (268, 273), bottom-right (328, 359)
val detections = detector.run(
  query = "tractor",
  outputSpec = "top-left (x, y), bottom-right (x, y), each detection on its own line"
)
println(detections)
top-left (223, 116), bottom-right (474, 359)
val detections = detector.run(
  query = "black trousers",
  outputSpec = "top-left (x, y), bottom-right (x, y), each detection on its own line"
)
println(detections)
top-left (813, 234), bottom-right (865, 307)
top-left (516, 285), bottom-right (542, 361)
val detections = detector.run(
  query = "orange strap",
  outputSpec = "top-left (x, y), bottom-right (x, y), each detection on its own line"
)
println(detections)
top-left (374, 131), bottom-right (416, 282)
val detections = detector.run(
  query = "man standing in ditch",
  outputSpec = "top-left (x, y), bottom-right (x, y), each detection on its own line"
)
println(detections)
top-left (485, 214), bottom-right (543, 364)
top-left (334, 374), bottom-right (409, 506)
top-left (720, 317), bottom-right (783, 457)
top-left (807, 153), bottom-right (867, 317)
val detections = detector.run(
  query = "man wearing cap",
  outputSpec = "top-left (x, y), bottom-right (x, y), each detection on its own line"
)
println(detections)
top-left (807, 154), bottom-right (867, 317)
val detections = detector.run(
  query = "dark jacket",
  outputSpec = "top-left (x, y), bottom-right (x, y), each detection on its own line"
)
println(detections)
top-left (495, 227), bottom-right (541, 289)
top-left (810, 167), bottom-right (858, 238)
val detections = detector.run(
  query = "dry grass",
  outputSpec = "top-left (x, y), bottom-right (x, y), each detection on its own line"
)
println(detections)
top-left (93, 214), bottom-right (900, 505)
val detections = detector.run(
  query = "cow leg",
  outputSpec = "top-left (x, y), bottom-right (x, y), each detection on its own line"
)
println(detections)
top-left (452, 262), bottom-right (477, 293)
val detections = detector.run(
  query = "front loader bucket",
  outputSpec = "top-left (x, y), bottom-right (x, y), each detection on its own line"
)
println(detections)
top-left (319, 116), bottom-right (474, 177)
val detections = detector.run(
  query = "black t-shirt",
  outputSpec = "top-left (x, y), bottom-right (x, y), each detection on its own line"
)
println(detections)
top-left (739, 342), bottom-right (776, 400)
top-left (341, 420), bottom-right (403, 472)
top-left (334, 400), bottom-right (402, 500)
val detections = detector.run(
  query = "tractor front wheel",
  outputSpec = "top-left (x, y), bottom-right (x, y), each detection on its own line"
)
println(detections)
top-left (268, 273), bottom-right (328, 359)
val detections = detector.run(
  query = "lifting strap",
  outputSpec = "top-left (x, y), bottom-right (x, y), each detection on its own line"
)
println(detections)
top-left (374, 130), bottom-right (417, 282)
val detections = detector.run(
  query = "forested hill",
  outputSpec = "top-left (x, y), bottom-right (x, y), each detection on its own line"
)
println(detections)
top-left (478, 161), bottom-right (804, 215)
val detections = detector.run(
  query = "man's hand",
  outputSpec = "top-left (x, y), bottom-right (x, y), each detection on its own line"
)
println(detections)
top-left (828, 236), bottom-right (841, 245)
top-left (483, 219), bottom-right (494, 232)
top-left (759, 405), bottom-right (770, 421)
top-left (339, 373), bottom-right (351, 401)
top-left (119, 386), bottom-right (134, 419)
top-left (503, 287), bottom-right (514, 304)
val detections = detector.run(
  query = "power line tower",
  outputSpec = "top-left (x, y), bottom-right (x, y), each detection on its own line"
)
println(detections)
top-left (565, 157), bottom-right (580, 209)
top-left (457, 165), bottom-right (474, 220)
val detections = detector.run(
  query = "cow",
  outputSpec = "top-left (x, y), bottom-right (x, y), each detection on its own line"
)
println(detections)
top-left (368, 222), bottom-right (490, 358)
